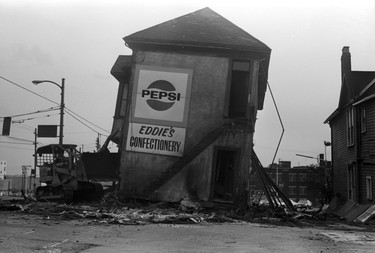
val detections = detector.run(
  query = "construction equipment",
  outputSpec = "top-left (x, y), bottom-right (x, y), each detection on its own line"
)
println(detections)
top-left (35, 144), bottom-right (119, 202)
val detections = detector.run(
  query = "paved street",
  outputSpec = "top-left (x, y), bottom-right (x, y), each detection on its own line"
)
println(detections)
top-left (1, 211), bottom-right (375, 253)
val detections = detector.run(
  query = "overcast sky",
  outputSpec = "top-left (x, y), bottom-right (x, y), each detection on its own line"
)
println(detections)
top-left (1, 0), bottom-right (374, 175)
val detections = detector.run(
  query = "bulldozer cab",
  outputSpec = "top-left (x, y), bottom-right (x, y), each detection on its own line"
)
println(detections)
top-left (36, 144), bottom-right (83, 186)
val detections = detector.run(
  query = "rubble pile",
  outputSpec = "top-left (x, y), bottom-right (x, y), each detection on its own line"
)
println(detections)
top-left (1, 194), bottom-right (374, 228)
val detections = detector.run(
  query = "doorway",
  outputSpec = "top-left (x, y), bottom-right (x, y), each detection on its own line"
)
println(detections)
top-left (212, 149), bottom-right (237, 201)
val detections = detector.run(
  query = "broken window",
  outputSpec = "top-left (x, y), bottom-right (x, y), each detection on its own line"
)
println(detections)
top-left (300, 186), bottom-right (307, 195)
top-left (228, 60), bottom-right (251, 119)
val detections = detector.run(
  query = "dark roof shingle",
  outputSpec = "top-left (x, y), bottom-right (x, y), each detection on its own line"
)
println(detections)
top-left (124, 7), bottom-right (270, 53)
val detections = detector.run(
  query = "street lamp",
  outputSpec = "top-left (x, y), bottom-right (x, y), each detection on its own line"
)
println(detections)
top-left (32, 78), bottom-right (65, 145)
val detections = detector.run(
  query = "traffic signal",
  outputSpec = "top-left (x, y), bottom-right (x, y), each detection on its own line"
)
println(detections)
top-left (2, 117), bottom-right (11, 136)
top-left (95, 137), bottom-right (101, 150)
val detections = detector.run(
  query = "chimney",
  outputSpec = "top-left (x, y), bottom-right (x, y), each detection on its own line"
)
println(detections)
top-left (341, 46), bottom-right (351, 83)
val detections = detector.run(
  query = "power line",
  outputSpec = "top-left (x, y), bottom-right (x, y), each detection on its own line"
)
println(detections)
top-left (0, 107), bottom-right (59, 119)
top-left (6, 136), bottom-right (34, 143)
top-left (1, 74), bottom-right (110, 135)
top-left (65, 107), bottom-right (110, 134)
top-left (12, 113), bottom-right (59, 123)
top-left (65, 110), bottom-right (103, 135)
top-left (0, 75), bottom-right (59, 105)
top-left (0, 141), bottom-right (33, 145)
top-left (0, 145), bottom-right (33, 151)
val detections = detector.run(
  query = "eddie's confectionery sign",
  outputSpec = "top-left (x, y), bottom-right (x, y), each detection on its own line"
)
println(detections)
top-left (126, 122), bottom-right (185, 156)
top-left (127, 65), bottom-right (192, 157)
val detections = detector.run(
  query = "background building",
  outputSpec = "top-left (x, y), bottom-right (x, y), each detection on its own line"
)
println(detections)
top-left (325, 47), bottom-right (375, 204)
top-left (250, 159), bottom-right (331, 206)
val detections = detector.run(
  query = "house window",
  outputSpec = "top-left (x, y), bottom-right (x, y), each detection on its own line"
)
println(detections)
top-left (300, 186), bottom-right (307, 195)
top-left (366, 176), bottom-right (372, 200)
top-left (346, 107), bottom-right (355, 146)
top-left (361, 107), bottom-right (366, 133)
top-left (228, 60), bottom-right (251, 119)
top-left (348, 164), bottom-right (356, 200)
top-left (289, 186), bottom-right (297, 195)
top-left (289, 173), bottom-right (297, 182)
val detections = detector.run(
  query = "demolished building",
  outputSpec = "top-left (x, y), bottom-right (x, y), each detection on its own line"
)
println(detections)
top-left (110, 7), bottom-right (271, 205)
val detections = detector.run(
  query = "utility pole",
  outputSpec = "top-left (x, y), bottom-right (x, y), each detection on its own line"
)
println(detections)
top-left (32, 78), bottom-right (65, 144)
top-left (33, 128), bottom-right (38, 191)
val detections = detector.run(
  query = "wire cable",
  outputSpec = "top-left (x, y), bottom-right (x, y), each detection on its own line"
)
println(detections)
top-left (1, 74), bottom-right (110, 135)
top-left (0, 107), bottom-right (59, 119)
top-left (65, 110), bottom-right (104, 135)
top-left (11, 113), bottom-right (59, 123)
top-left (65, 107), bottom-right (110, 134)
top-left (0, 75), bottom-right (59, 105)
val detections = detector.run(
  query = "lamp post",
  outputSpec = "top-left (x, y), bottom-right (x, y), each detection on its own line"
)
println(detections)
top-left (32, 78), bottom-right (65, 145)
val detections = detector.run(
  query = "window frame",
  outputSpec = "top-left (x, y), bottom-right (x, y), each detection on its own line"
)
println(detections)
top-left (366, 176), bottom-right (372, 200)
top-left (288, 186), bottom-right (297, 195)
top-left (289, 173), bottom-right (297, 182)
top-left (361, 106), bottom-right (366, 133)
top-left (346, 107), bottom-right (355, 146)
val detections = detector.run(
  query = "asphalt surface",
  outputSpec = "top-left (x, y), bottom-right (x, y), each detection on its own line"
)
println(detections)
top-left (1, 210), bottom-right (375, 253)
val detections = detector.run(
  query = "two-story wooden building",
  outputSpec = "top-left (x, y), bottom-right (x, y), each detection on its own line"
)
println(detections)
top-left (325, 47), bottom-right (375, 204)
top-left (110, 8), bottom-right (271, 205)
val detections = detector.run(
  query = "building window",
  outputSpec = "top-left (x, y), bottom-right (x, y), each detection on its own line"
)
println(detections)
top-left (361, 107), bottom-right (366, 133)
top-left (228, 60), bottom-right (251, 119)
top-left (276, 173), bottom-right (283, 184)
top-left (348, 164), bottom-right (356, 200)
top-left (299, 173), bottom-right (307, 182)
top-left (346, 107), bottom-right (355, 146)
top-left (300, 186), bottom-right (307, 195)
top-left (366, 176), bottom-right (372, 200)
top-left (289, 173), bottom-right (297, 182)
top-left (289, 186), bottom-right (297, 195)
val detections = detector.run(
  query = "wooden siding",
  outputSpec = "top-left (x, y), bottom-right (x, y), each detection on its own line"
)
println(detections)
top-left (358, 98), bottom-right (375, 203)
top-left (330, 107), bottom-right (357, 200)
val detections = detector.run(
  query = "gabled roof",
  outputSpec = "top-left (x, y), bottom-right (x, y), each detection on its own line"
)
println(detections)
top-left (338, 71), bottom-right (375, 108)
top-left (325, 72), bottom-right (375, 124)
top-left (124, 7), bottom-right (270, 54)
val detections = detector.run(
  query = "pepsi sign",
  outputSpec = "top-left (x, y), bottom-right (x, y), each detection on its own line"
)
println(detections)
top-left (132, 65), bottom-right (193, 127)
top-left (141, 80), bottom-right (181, 111)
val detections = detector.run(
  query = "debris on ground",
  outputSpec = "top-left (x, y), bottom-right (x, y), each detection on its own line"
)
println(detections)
top-left (0, 194), bottom-right (374, 230)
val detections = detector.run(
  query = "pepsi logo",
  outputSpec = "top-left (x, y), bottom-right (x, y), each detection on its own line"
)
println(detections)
top-left (141, 80), bottom-right (181, 111)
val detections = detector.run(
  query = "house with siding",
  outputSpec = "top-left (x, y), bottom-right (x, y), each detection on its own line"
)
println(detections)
top-left (110, 8), bottom-right (271, 206)
top-left (325, 47), bottom-right (375, 204)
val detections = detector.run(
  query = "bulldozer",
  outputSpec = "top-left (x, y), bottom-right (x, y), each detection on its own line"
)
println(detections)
top-left (35, 143), bottom-right (120, 202)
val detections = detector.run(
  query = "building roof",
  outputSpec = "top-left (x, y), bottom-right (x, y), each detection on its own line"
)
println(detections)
top-left (325, 72), bottom-right (375, 124)
top-left (338, 71), bottom-right (375, 108)
top-left (124, 7), bottom-right (270, 54)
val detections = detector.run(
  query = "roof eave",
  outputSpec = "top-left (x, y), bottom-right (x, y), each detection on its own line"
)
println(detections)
top-left (124, 38), bottom-right (271, 54)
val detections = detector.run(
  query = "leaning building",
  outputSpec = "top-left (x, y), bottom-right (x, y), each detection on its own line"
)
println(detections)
top-left (110, 8), bottom-right (271, 205)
